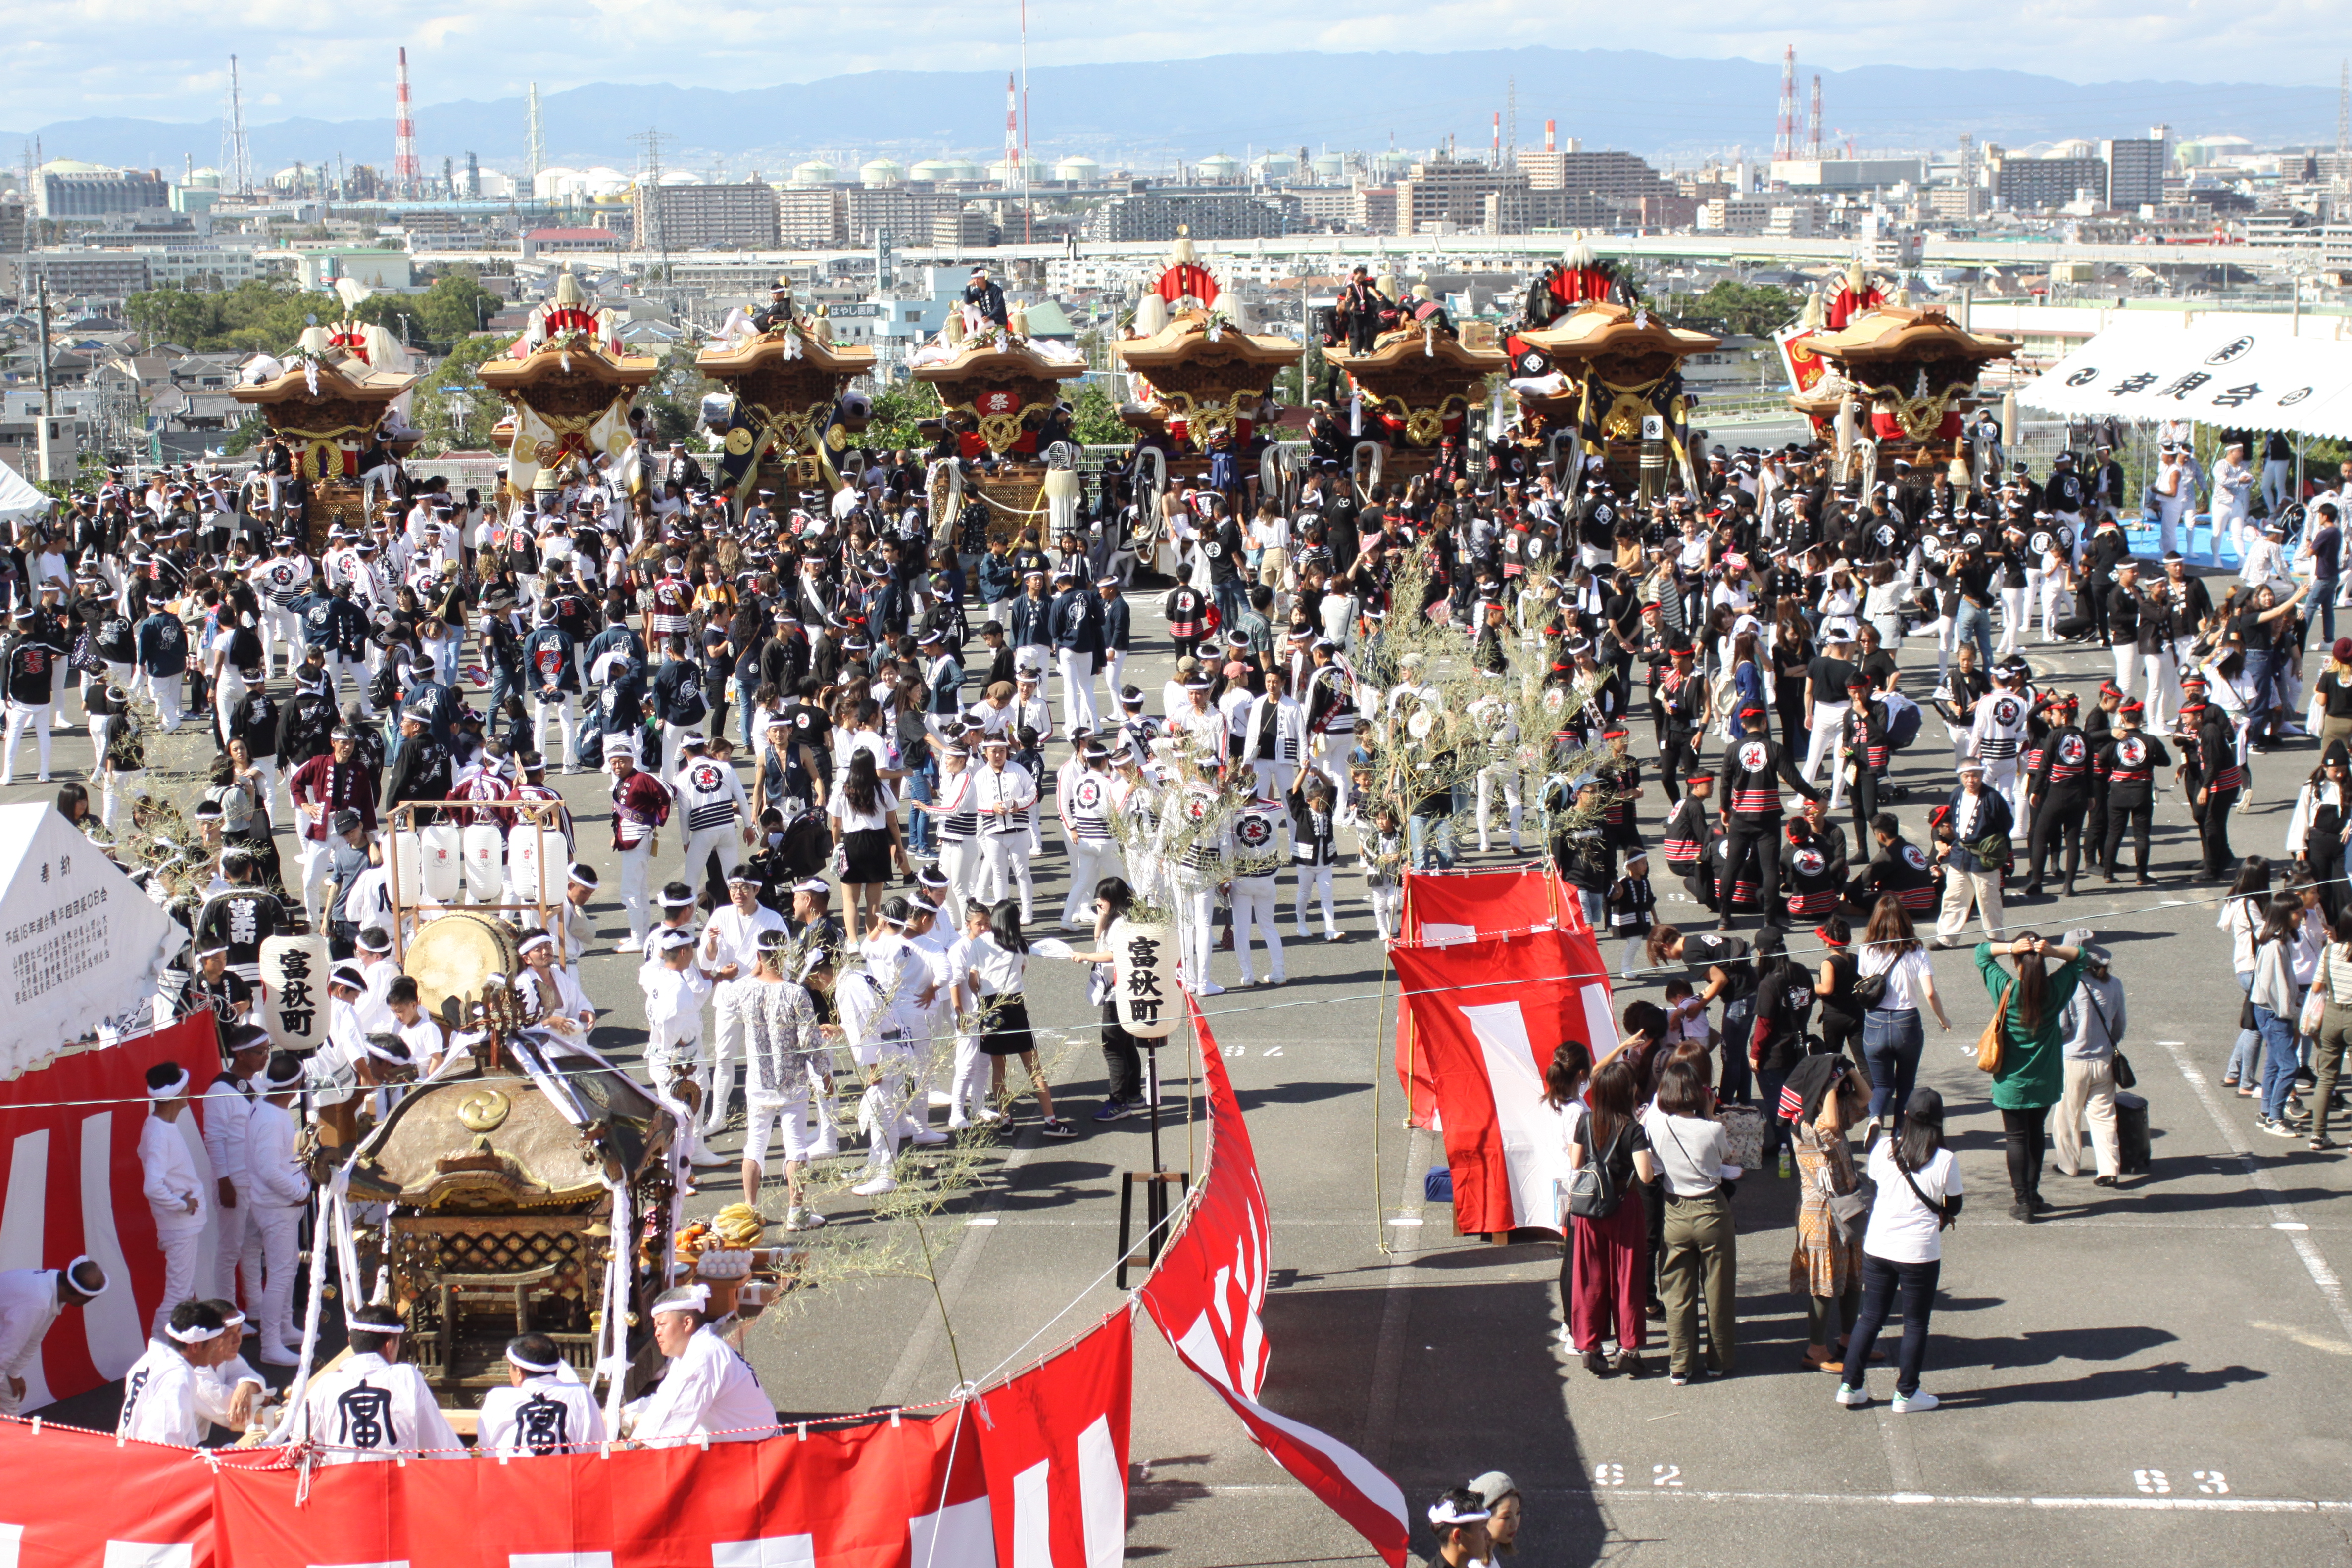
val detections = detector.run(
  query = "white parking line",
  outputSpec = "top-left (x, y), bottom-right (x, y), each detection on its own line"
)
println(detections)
top-left (2156, 1040), bottom-right (2352, 1344)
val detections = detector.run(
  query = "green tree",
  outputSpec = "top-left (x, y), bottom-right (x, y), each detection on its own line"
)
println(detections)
top-left (865, 379), bottom-right (944, 449)
top-left (1068, 380), bottom-right (1128, 446)
top-left (408, 332), bottom-right (509, 454)
top-left (408, 273), bottom-right (505, 352)
top-left (1682, 281), bottom-right (1801, 339)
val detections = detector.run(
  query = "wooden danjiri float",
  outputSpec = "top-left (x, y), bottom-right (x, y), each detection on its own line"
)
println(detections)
top-left (1325, 269), bottom-right (1506, 493)
top-left (1782, 262), bottom-right (2018, 487)
top-left (1113, 229), bottom-right (1303, 563)
top-left (909, 279), bottom-right (1089, 547)
top-left (231, 280), bottom-right (421, 553)
top-left (697, 276), bottom-right (877, 509)
top-left (1497, 239), bottom-right (1719, 501)
top-left (478, 267), bottom-right (659, 504)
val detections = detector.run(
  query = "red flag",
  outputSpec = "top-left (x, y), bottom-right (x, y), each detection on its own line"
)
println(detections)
top-left (1392, 866), bottom-right (1568, 1126)
top-left (972, 1312), bottom-right (1133, 1568)
top-left (1138, 1000), bottom-right (1410, 1568)
top-left (1388, 926), bottom-right (1619, 1235)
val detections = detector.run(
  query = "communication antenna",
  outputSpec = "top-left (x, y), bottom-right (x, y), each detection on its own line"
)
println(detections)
top-left (223, 55), bottom-right (252, 196)
top-left (527, 82), bottom-right (546, 188)
top-left (392, 47), bottom-right (421, 195)
top-left (631, 126), bottom-right (670, 286)
top-left (1775, 45), bottom-right (1796, 162)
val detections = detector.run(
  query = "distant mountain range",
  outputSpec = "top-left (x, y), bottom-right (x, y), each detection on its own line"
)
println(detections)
top-left (3, 47), bottom-right (2338, 182)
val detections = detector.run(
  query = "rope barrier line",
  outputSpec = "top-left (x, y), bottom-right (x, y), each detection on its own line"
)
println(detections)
top-left (0, 873), bottom-right (2269, 1117)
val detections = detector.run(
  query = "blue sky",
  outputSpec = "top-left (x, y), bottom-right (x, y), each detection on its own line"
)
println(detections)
top-left (7, 1), bottom-right (2345, 129)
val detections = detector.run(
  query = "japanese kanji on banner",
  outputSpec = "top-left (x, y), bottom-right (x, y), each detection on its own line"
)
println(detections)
top-left (1138, 998), bottom-right (1411, 1568)
top-left (1389, 924), bottom-right (1619, 1237)
top-left (0, 1312), bottom-right (1142, 1568)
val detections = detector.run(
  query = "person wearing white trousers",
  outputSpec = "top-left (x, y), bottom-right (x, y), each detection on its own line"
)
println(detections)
top-left (241, 1059), bottom-right (310, 1362)
top-left (0, 697), bottom-right (52, 784)
top-left (1059, 758), bottom-right (1124, 927)
top-left (972, 745), bottom-right (1039, 922)
top-left (1056, 647), bottom-right (1099, 735)
top-left (700, 877), bottom-right (785, 1137)
top-left (1229, 798), bottom-right (1287, 986)
top-left (199, 1043), bottom-right (264, 1307)
top-left (837, 965), bottom-right (918, 1196)
top-left (535, 692), bottom-right (580, 771)
top-left (137, 1070), bottom-right (208, 1340)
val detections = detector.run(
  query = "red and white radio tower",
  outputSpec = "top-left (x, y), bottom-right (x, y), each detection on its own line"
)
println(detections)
top-left (1003, 72), bottom-right (1019, 180)
top-left (1774, 44), bottom-right (1796, 162)
top-left (1807, 75), bottom-right (1823, 160)
top-left (393, 47), bottom-right (420, 194)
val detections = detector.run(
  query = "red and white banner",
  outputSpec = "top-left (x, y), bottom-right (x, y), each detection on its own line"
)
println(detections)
top-left (0, 1311), bottom-right (1138, 1568)
top-left (1138, 1000), bottom-right (1410, 1568)
top-left (0, 1012), bottom-right (222, 1409)
top-left (1389, 926), bottom-right (1618, 1236)
top-left (1392, 866), bottom-right (1575, 1127)
top-left (0, 1418), bottom-right (217, 1568)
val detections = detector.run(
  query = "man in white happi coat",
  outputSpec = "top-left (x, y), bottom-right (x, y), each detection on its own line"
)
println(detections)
top-left (477, 1331), bottom-right (607, 1455)
top-left (621, 1284), bottom-right (778, 1446)
top-left (0, 1256), bottom-right (107, 1415)
top-left (117, 1300), bottom-right (245, 1446)
top-left (699, 870), bottom-right (785, 1139)
top-left (138, 1063), bottom-right (208, 1339)
top-left (241, 1053), bottom-right (313, 1365)
top-left (286, 1305), bottom-right (462, 1461)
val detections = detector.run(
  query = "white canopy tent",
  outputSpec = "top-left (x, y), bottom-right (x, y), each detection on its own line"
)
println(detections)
top-left (2017, 313), bottom-right (2352, 440)
top-left (0, 457), bottom-right (50, 527)
top-left (0, 803), bottom-right (178, 1080)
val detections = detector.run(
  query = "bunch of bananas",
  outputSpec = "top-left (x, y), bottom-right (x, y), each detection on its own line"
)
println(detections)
top-left (710, 1204), bottom-right (765, 1249)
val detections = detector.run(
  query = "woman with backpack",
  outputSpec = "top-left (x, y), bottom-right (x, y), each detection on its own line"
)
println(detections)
top-left (1562, 1055), bottom-right (1657, 1378)
top-left (1836, 1086), bottom-right (1963, 1413)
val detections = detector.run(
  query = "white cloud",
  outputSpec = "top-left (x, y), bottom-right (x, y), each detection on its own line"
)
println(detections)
top-left (2, 0), bottom-right (2345, 128)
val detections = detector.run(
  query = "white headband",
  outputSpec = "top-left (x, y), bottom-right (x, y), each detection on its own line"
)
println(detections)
top-left (1428, 1500), bottom-right (1492, 1528)
top-left (62, 1255), bottom-right (107, 1297)
top-left (147, 1068), bottom-right (190, 1099)
top-left (652, 1284), bottom-right (709, 1314)
top-left (165, 1321), bottom-right (225, 1344)
top-left (504, 1346), bottom-right (578, 1383)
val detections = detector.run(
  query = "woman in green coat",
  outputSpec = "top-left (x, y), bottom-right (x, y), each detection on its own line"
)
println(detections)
top-left (1976, 933), bottom-right (2087, 1222)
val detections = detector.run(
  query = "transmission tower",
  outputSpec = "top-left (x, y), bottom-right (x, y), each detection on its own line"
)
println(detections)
top-left (1775, 45), bottom-right (1796, 162)
top-left (222, 55), bottom-right (252, 196)
top-left (2338, 57), bottom-right (2347, 155)
top-left (392, 47), bottom-right (420, 194)
top-left (526, 83), bottom-right (545, 189)
top-left (1506, 75), bottom-right (1518, 165)
top-left (630, 127), bottom-right (670, 285)
top-left (1807, 75), bottom-right (1823, 160)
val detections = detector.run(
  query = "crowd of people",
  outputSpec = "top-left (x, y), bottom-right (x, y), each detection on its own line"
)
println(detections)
top-left (0, 310), bottom-right (2345, 1472)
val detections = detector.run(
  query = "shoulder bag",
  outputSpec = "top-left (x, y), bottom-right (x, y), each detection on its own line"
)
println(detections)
top-left (1850, 952), bottom-right (1889, 1010)
top-left (1824, 1143), bottom-right (1874, 1244)
top-left (2081, 980), bottom-right (2135, 1089)
top-left (1974, 978), bottom-right (2014, 1074)
top-left (2299, 946), bottom-right (2333, 1038)
top-left (1890, 1149), bottom-right (1957, 1231)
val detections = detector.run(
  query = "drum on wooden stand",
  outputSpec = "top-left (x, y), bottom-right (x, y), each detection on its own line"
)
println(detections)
top-left (403, 911), bottom-right (524, 1027)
